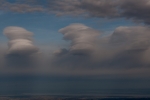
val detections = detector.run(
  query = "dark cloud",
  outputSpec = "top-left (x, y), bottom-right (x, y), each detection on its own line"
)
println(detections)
top-left (1, 0), bottom-right (150, 24)
top-left (0, 0), bottom-right (44, 13)
top-left (52, 0), bottom-right (150, 24)
top-left (45, 0), bottom-right (120, 17)
top-left (120, 0), bottom-right (150, 24)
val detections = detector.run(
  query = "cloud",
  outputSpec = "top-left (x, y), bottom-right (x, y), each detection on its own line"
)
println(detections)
top-left (120, 0), bottom-right (150, 24)
top-left (1, 25), bottom-right (150, 77)
top-left (52, 0), bottom-right (150, 24)
top-left (110, 26), bottom-right (150, 50)
top-left (44, 0), bottom-right (120, 17)
top-left (54, 48), bottom-right (68, 56)
top-left (3, 26), bottom-right (39, 68)
top-left (103, 26), bottom-right (150, 67)
top-left (57, 23), bottom-right (100, 56)
top-left (3, 26), bottom-right (38, 55)
top-left (0, 0), bottom-right (44, 13)
top-left (1, 0), bottom-right (150, 24)
top-left (52, 24), bottom-right (150, 71)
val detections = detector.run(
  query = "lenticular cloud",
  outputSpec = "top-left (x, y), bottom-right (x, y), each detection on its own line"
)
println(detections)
top-left (3, 26), bottom-right (38, 55)
top-left (58, 23), bottom-right (99, 55)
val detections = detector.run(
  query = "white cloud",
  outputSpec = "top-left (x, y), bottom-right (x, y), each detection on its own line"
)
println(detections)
top-left (3, 26), bottom-right (38, 55)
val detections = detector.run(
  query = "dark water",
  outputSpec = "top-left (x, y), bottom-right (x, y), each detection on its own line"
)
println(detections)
top-left (0, 95), bottom-right (150, 100)
top-left (0, 75), bottom-right (150, 99)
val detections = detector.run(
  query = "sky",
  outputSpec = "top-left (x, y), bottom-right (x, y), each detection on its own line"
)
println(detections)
top-left (0, 0), bottom-right (150, 96)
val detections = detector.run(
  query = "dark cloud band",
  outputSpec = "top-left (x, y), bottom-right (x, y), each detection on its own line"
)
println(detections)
top-left (1, 0), bottom-right (150, 24)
